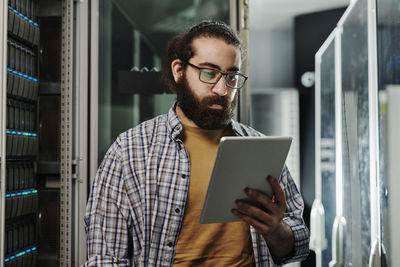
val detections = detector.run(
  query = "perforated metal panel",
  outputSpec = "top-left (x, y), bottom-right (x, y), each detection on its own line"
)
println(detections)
top-left (60, 0), bottom-right (73, 265)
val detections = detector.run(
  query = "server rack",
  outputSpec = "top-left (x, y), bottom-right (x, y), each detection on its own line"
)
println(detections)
top-left (3, 1), bottom-right (40, 266)
top-left (1, 0), bottom-right (75, 266)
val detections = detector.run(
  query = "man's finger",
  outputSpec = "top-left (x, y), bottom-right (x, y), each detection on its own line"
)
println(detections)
top-left (244, 187), bottom-right (274, 211)
top-left (235, 200), bottom-right (275, 224)
top-left (268, 176), bottom-right (286, 209)
top-left (232, 209), bottom-right (272, 235)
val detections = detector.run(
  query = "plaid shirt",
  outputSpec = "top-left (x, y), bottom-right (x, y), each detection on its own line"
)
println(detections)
top-left (84, 105), bottom-right (309, 267)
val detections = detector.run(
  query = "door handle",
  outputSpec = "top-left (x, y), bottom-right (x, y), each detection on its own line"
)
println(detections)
top-left (369, 239), bottom-right (388, 267)
top-left (310, 198), bottom-right (328, 252)
top-left (329, 215), bottom-right (346, 267)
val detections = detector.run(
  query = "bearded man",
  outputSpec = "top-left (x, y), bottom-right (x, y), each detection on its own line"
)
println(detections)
top-left (84, 21), bottom-right (309, 267)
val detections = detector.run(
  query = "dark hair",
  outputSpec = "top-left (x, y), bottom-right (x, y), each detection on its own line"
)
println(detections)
top-left (161, 20), bottom-right (242, 93)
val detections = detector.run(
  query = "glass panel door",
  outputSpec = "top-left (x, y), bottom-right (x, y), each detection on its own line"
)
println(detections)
top-left (319, 36), bottom-right (336, 267)
top-left (340, 0), bottom-right (371, 265)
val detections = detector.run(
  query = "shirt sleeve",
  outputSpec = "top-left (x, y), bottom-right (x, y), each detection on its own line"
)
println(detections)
top-left (83, 138), bottom-right (133, 266)
top-left (272, 166), bottom-right (310, 265)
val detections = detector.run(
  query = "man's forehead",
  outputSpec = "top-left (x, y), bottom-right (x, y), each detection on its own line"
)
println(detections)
top-left (190, 37), bottom-right (241, 68)
top-left (191, 36), bottom-right (240, 52)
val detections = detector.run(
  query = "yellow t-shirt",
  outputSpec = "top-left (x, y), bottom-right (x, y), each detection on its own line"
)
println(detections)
top-left (173, 124), bottom-right (254, 267)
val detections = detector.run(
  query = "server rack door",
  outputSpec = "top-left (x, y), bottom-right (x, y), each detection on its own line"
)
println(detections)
top-left (312, 30), bottom-right (337, 267)
top-left (318, 0), bottom-right (382, 266)
top-left (340, 3), bottom-right (372, 264)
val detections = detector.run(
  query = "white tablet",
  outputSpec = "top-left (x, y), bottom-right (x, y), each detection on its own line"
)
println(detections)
top-left (199, 136), bottom-right (292, 224)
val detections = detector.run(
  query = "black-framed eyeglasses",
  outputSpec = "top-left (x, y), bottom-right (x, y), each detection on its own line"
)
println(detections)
top-left (186, 62), bottom-right (248, 89)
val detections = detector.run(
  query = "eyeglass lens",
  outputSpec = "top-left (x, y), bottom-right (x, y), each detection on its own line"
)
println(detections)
top-left (199, 69), bottom-right (245, 89)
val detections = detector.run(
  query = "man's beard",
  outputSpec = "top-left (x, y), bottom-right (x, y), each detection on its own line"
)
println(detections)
top-left (175, 74), bottom-right (237, 130)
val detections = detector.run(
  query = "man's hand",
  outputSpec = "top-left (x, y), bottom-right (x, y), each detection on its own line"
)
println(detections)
top-left (232, 176), bottom-right (294, 258)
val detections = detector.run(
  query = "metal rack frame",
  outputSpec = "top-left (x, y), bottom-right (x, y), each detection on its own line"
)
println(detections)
top-left (73, 0), bottom-right (90, 264)
top-left (60, 0), bottom-right (73, 265)
top-left (0, 0), bottom-right (8, 263)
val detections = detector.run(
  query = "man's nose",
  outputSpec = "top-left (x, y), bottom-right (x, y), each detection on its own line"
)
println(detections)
top-left (211, 75), bottom-right (228, 96)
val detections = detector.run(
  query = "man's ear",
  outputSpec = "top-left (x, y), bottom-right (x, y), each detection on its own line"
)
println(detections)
top-left (171, 59), bottom-right (184, 83)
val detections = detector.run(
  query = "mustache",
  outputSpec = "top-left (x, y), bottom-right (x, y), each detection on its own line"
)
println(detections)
top-left (202, 95), bottom-right (229, 108)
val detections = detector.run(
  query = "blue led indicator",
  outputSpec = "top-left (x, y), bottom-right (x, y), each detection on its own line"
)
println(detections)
top-left (33, 190), bottom-right (38, 193)
top-left (11, 193), bottom-right (16, 197)
top-left (7, 130), bottom-right (11, 134)
top-left (17, 131), bottom-right (22, 135)
top-left (8, 6), bottom-right (39, 26)
top-left (17, 193), bottom-right (22, 196)
top-left (33, 133), bottom-right (38, 137)
top-left (12, 131), bottom-right (17, 134)
top-left (3, 246), bottom-right (39, 263)
top-left (34, 23), bottom-right (39, 27)
top-left (6, 194), bottom-right (11, 198)
top-left (8, 68), bottom-right (38, 81)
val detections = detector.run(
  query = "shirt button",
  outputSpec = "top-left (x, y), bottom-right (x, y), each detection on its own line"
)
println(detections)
top-left (181, 174), bottom-right (186, 179)
top-left (175, 208), bottom-right (180, 214)
top-left (167, 241), bottom-right (174, 248)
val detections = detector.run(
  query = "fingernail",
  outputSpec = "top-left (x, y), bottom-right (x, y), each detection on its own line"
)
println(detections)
top-left (244, 187), bottom-right (250, 194)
